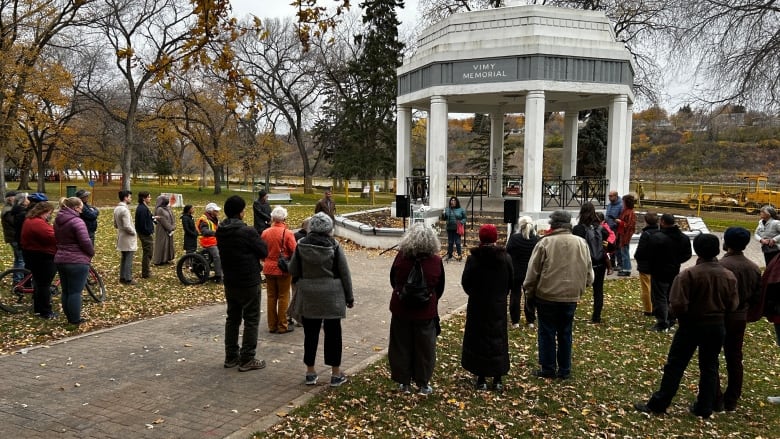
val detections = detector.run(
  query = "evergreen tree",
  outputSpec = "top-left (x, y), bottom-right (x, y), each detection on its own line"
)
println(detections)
top-left (465, 113), bottom-right (517, 175)
top-left (577, 108), bottom-right (608, 177)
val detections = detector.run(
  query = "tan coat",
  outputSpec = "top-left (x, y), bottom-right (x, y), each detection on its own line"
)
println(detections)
top-left (113, 202), bottom-right (137, 252)
top-left (523, 227), bottom-right (594, 303)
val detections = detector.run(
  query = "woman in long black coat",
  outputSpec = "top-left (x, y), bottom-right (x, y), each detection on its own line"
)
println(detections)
top-left (461, 224), bottom-right (513, 391)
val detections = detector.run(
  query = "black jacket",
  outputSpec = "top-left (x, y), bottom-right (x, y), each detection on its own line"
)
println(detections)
top-left (216, 218), bottom-right (268, 287)
top-left (646, 225), bottom-right (692, 281)
top-left (135, 203), bottom-right (154, 236)
top-left (181, 213), bottom-right (198, 252)
top-left (80, 202), bottom-right (99, 236)
top-left (506, 232), bottom-right (538, 287)
top-left (633, 224), bottom-right (661, 274)
top-left (252, 200), bottom-right (272, 234)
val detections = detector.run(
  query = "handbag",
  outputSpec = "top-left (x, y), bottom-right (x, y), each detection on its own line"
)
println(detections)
top-left (278, 229), bottom-right (291, 273)
top-left (456, 221), bottom-right (465, 236)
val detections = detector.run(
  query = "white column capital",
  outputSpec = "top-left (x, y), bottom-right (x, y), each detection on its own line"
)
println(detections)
top-left (527, 90), bottom-right (545, 100)
top-left (430, 95), bottom-right (447, 105)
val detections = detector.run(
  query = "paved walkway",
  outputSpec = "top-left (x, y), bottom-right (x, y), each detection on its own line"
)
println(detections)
top-left (0, 249), bottom-right (469, 439)
top-left (0, 231), bottom-right (764, 438)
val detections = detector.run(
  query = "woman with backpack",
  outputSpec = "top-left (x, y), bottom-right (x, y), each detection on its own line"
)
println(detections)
top-left (573, 202), bottom-right (610, 324)
top-left (388, 224), bottom-right (445, 395)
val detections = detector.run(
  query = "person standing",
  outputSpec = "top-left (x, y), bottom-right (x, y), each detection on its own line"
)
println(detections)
top-left (180, 205), bottom-right (198, 254)
top-left (605, 190), bottom-right (623, 268)
top-left (524, 211), bottom-right (593, 380)
top-left (288, 212), bottom-right (353, 387)
top-left (388, 224), bottom-right (445, 395)
top-left (635, 234), bottom-right (738, 419)
top-left (506, 215), bottom-right (538, 328)
top-left (314, 188), bottom-right (336, 221)
top-left (21, 201), bottom-right (58, 319)
top-left (760, 254), bottom-right (780, 405)
top-left (134, 191), bottom-right (154, 279)
top-left (2, 191), bottom-right (26, 282)
top-left (252, 190), bottom-right (272, 235)
top-left (75, 189), bottom-right (99, 246)
top-left (152, 195), bottom-right (175, 265)
top-left (715, 227), bottom-right (761, 412)
top-left (216, 195), bottom-right (269, 372)
top-left (2, 190), bottom-right (17, 251)
top-left (615, 194), bottom-right (636, 276)
top-left (461, 224), bottom-right (513, 391)
top-left (113, 190), bottom-right (137, 285)
top-left (442, 196), bottom-right (466, 261)
top-left (755, 205), bottom-right (780, 265)
top-left (634, 212), bottom-right (661, 316)
top-left (197, 203), bottom-right (223, 283)
top-left (54, 197), bottom-right (94, 325)
top-left (573, 202), bottom-right (609, 324)
top-left (646, 214), bottom-right (693, 332)
top-left (261, 206), bottom-right (297, 334)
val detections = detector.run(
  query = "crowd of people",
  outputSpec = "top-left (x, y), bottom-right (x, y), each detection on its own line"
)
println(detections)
top-left (5, 185), bottom-right (780, 412)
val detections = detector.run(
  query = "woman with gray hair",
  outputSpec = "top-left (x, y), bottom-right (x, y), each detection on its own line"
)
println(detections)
top-left (755, 205), bottom-right (780, 265)
top-left (288, 212), bottom-right (353, 387)
top-left (261, 206), bottom-right (297, 334)
top-left (388, 224), bottom-right (445, 395)
top-left (506, 216), bottom-right (539, 329)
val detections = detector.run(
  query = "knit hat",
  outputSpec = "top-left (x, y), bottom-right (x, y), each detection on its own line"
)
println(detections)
top-left (205, 202), bottom-right (220, 212)
top-left (479, 224), bottom-right (498, 244)
top-left (693, 233), bottom-right (719, 259)
top-left (28, 193), bottom-right (48, 203)
top-left (549, 210), bottom-right (572, 229)
top-left (723, 227), bottom-right (750, 251)
top-left (309, 212), bottom-right (333, 234)
top-left (75, 189), bottom-right (90, 199)
top-left (223, 195), bottom-right (245, 218)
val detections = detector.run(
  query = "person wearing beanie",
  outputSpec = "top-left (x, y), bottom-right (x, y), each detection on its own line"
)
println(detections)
top-left (524, 210), bottom-right (593, 380)
top-left (253, 190), bottom-right (272, 235)
top-left (460, 223), bottom-right (513, 391)
top-left (260, 206), bottom-right (297, 334)
top-left (715, 227), bottom-right (761, 411)
top-left (636, 233), bottom-right (738, 419)
top-left (288, 212), bottom-right (354, 387)
top-left (216, 195), bottom-right (269, 372)
top-left (506, 216), bottom-right (539, 329)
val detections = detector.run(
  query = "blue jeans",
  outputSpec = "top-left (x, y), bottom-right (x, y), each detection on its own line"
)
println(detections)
top-left (446, 230), bottom-right (462, 258)
top-left (620, 245), bottom-right (631, 272)
top-left (536, 300), bottom-right (577, 377)
top-left (10, 242), bottom-right (24, 282)
top-left (58, 263), bottom-right (89, 323)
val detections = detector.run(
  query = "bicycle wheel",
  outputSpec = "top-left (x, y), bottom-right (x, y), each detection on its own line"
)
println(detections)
top-left (85, 266), bottom-right (106, 302)
top-left (176, 253), bottom-right (209, 285)
top-left (0, 268), bottom-right (32, 313)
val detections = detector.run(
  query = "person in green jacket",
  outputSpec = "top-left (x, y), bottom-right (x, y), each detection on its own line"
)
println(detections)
top-left (443, 196), bottom-right (466, 261)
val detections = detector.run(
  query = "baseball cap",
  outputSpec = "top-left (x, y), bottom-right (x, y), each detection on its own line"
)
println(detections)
top-left (28, 193), bottom-right (48, 202)
top-left (205, 202), bottom-right (221, 212)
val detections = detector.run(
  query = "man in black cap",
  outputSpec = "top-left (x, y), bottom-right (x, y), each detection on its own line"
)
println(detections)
top-left (635, 233), bottom-right (738, 419)
top-left (252, 190), bottom-right (271, 235)
top-left (715, 227), bottom-right (761, 412)
top-left (76, 189), bottom-right (100, 245)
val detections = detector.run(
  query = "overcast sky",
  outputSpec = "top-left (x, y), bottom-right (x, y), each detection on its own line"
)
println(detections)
top-left (229, 0), bottom-right (420, 24)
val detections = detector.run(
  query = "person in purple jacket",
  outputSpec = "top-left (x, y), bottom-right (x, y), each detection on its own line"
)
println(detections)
top-left (54, 197), bottom-right (95, 325)
top-left (388, 224), bottom-right (445, 395)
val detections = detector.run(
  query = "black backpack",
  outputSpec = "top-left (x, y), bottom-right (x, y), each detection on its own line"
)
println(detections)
top-left (398, 258), bottom-right (431, 308)
top-left (585, 224), bottom-right (605, 263)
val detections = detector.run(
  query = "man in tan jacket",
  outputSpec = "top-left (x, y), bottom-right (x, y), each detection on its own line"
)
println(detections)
top-left (524, 210), bottom-right (593, 380)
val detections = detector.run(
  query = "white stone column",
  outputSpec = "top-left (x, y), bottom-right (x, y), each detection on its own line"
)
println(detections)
top-left (428, 96), bottom-right (448, 210)
top-left (562, 111), bottom-right (578, 179)
top-left (606, 95), bottom-right (629, 196)
top-left (396, 105), bottom-right (412, 196)
top-left (523, 90), bottom-right (545, 213)
top-left (624, 103), bottom-right (633, 195)
top-left (489, 111), bottom-right (504, 198)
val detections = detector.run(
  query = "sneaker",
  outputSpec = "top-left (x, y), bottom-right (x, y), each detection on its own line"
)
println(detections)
top-left (305, 373), bottom-right (318, 385)
top-left (768, 396), bottom-right (780, 404)
top-left (39, 311), bottom-right (59, 320)
top-left (224, 357), bottom-right (240, 368)
top-left (534, 369), bottom-right (555, 379)
top-left (418, 385), bottom-right (433, 395)
top-left (634, 401), bottom-right (665, 415)
top-left (475, 377), bottom-right (488, 390)
top-left (399, 384), bottom-right (412, 394)
top-left (238, 358), bottom-right (266, 372)
top-left (617, 271), bottom-right (631, 276)
top-left (650, 323), bottom-right (668, 333)
top-left (330, 374), bottom-right (348, 387)
top-left (511, 323), bottom-right (520, 329)
top-left (527, 323), bottom-right (536, 330)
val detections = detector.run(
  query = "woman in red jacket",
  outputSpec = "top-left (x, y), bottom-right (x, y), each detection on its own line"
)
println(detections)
top-left (21, 200), bottom-right (57, 319)
top-left (389, 224), bottom-right (445, 395)
top-left (616, 194), bottom-right (637, 276)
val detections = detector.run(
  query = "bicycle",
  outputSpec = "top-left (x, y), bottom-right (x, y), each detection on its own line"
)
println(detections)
top-left (0, 264), bottom-right (106, 313)
top-left (176, 249), bottom-right (215, 285)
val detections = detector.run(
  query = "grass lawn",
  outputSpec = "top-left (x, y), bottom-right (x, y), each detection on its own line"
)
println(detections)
top-left (257, 278), bottom-right (780, 438)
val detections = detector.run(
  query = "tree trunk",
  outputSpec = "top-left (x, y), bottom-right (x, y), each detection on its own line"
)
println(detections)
top-left (212, 165), bottom-right (223, 194)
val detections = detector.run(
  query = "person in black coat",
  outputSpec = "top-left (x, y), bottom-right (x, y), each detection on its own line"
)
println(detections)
top-left (646, 214), bottom-right (693, 331)
top-left (461, 224), bottom-right (513, 391)
top-left (216, 196), bottom-right (269, 372)
top-left (76, 189), bottom-right (99, 245)
top-left (252, 190), bottom-right (272, 235)
top-left (506, 215), bottom-right (538, 328)
top-left (572, 202), bottom-right (610, 323)
top-left (180, 205), bottom-right (198, 253)
top-left (634, 212), bottom-right (661, 316)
